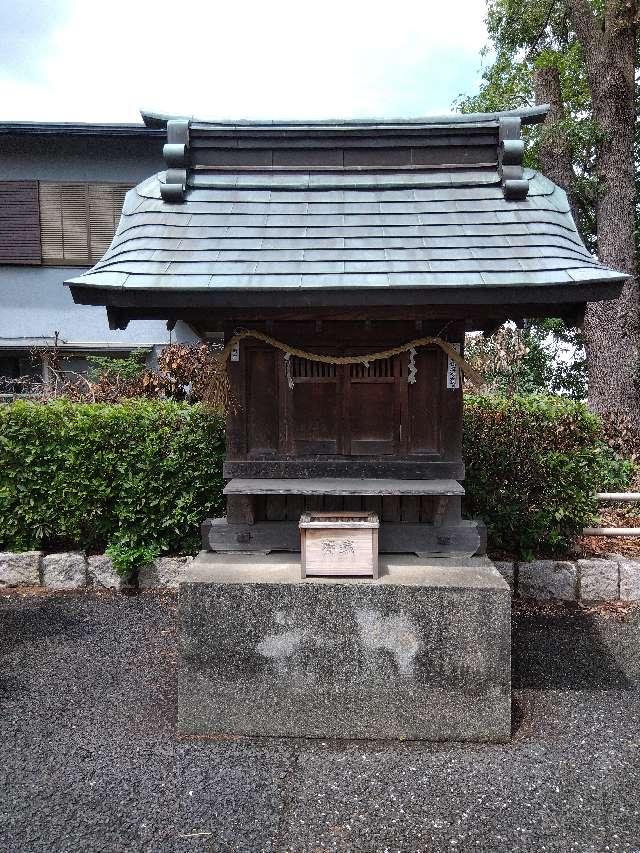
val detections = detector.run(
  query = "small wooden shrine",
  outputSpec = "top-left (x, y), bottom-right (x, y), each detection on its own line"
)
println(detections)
top-left (68, 108), bottom-right (625, 562)
top-left (68, 108), bottom-right (626, 742)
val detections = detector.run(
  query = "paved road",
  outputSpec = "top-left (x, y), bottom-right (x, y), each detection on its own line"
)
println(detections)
top-left (1, 591), bottom-right (639, 853)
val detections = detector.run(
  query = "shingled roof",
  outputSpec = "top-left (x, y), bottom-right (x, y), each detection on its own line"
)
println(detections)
top-left (67, 108), bottom-right (625, 312)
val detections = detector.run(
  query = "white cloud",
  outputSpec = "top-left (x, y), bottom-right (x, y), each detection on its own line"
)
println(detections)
top-left (0, 0), bottom-right (487, 122)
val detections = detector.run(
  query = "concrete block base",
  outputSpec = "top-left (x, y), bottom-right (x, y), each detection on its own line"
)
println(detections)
top-left (178, 552), bottom-right (511, 742)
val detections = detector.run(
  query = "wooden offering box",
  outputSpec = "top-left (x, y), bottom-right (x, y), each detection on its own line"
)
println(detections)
top-left (299, 511), bottom-right (379, 579)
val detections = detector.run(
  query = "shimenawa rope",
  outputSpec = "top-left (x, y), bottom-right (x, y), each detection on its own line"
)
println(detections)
top-left (205, 329), bottom-right (484, 411)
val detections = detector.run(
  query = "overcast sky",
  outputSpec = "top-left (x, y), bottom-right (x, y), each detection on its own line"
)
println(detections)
top-left (0, 0), bottom-right (489, 124)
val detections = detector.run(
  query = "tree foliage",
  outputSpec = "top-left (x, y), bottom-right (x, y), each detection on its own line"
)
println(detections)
top-left (455, 0), bottom-right (602, 250)
top-left (465, 319), bottom-right (587, 398)
top-left (457, 0), bottom-right (640, 423)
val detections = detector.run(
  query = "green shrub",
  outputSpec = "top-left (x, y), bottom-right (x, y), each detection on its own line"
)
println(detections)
top-left (463, 394), bottom-right (633, 558)
top-left (0, 396), bottom-right (632, 573)
top-left (0, 400), bottom-right (224, 575)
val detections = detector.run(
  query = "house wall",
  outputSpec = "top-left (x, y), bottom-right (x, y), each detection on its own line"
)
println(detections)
top-left (0, 129), bottom-right (200, 378)
top-left (0, 135), bottom-right (163, 182)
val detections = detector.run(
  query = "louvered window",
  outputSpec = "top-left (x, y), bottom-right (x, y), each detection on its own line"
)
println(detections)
top-left (0, 181), bottom-right (42, 264)
top-left (38, 182), bottom-right (129, 265)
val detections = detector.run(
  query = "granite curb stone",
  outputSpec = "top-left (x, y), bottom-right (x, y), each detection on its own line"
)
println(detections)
top-left (42, 552), bottom-right (87, 590)
top-left (1, 550), bottom-right (640, 602)
top-left (494, 561), bottom-right (514, 588)
top-left (518, 560), bottom-right (577, 601)
top-left (577, 558), bottom-right (619, 601)
top-left (0, 551), bottom-right (42, 587)
top-left (139, 556), bottom-right (195, 590)
top-left (616, 553), bottom-right (640, 601)
top-left (87, 555), bottom-right (120, 590)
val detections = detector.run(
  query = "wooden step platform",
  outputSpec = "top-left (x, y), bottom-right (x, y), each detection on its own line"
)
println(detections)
top-left (223, 477), bottom-right (465, 497)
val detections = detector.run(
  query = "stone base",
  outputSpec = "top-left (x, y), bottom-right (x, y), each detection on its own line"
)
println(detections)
top-left (178, 552), bottom-right (511, 742)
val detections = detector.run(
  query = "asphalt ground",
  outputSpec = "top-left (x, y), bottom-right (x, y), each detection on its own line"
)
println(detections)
top-left (1, 591), bottom-right (639, 853)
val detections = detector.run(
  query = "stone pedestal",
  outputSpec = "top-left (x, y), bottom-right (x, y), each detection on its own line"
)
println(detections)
top-left (178, 553), bottom-right (511, 742)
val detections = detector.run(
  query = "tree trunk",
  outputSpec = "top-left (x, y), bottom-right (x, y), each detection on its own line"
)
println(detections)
top-left (533, 65), bottom-right (581, 228)
top-left (567, 0), bottom-right (639, 428)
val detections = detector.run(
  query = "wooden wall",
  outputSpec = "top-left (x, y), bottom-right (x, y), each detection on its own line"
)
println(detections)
top-left (226, 319), bottom-right (463, 481)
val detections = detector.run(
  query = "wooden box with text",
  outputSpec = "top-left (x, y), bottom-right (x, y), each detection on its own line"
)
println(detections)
top-left (299, 511), bottom-right (379, 579)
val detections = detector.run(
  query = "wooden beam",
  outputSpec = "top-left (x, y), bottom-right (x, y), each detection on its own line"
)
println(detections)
top-left (223, 477), bottom-right (464, 497)
top-left (203, 518), bottom-right (481, 556)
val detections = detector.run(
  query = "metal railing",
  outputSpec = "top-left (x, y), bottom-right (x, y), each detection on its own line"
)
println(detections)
top-left (583, 493), bottom-right (640, 536)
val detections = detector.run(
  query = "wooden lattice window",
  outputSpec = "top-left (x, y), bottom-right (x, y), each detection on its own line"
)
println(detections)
top-left (349, 357), bottom-right (401, 379)
top-left (38, 182), bottom-right (129, 265)
top-left (290, 357), bottom-right (337, 379)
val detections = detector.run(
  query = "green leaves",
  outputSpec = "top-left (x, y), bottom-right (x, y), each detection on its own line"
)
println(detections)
top-left (455, 0), bottom-right (602, 251)
top-left (0, 396), bottom-right (633, 571)
top-left (463, 394), bottom-right (634, 556)
top-left (465, 320), bottom-right (588, 399)
top-left (0, 400), bottom-right (225, 576)
top-left (86, 349), bottom-right (149, 381)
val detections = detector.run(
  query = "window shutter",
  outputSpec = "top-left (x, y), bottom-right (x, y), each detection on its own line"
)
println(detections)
top-left (61, 183), bottom-right (90, 263)
top-left (39, 182), bottom-right (130, 265)
top-left (38, 183), bottom-right (64, 261)
top-left (89, 183), bottom-right (128, 262)
top-left (0, 181), bottom-right (41, 264)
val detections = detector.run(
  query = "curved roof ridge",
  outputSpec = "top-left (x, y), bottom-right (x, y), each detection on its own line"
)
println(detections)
top-left (140, 105), bottom-right (549, 131)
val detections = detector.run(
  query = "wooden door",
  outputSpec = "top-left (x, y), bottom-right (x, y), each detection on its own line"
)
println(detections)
top-left (289, 356), bottom-right (339, 455)
top-left (286, 354), bottom-right (406, 457)
top-left (347, 357), bottom-right (402, 456)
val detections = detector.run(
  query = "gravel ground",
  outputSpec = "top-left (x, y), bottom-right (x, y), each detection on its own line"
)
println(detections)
top-left (1, 591), bottom-right (640, 853)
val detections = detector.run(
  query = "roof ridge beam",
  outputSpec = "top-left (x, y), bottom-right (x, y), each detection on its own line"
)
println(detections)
top-left (141, 105), bottom-right (550, 130)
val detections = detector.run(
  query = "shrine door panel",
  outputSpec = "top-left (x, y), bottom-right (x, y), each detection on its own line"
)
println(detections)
top-left (246, 348), bottom-right (279, 455)
top-left (407, 347), bottom-right (442, 454)
top-left (348, 359), bottom-right (400, 456)
top-left (291, 357), bottom-right (339, 454)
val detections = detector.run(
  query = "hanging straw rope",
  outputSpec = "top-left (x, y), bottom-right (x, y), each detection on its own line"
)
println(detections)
top-left (204, 329), bottom-right (484, 411)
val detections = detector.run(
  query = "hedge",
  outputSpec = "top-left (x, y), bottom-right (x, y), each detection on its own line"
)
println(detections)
top-left (0, 400), bottom-right (225, 576)
top-left (0, 396), bottom-right (632, 571)
top-left (463, 394), bottom-right (632, 557)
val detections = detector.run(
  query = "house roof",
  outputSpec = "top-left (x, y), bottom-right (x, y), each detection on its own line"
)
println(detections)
top-left (0, 119), bottom-right (163, 138)
top-left (67, 108), bottom-right (626, 314)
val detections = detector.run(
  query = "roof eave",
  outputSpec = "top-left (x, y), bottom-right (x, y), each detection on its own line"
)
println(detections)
top-left (67, 276), bottom-right (626, 311)
top-left (0, 121), bottom-right (164, 139)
